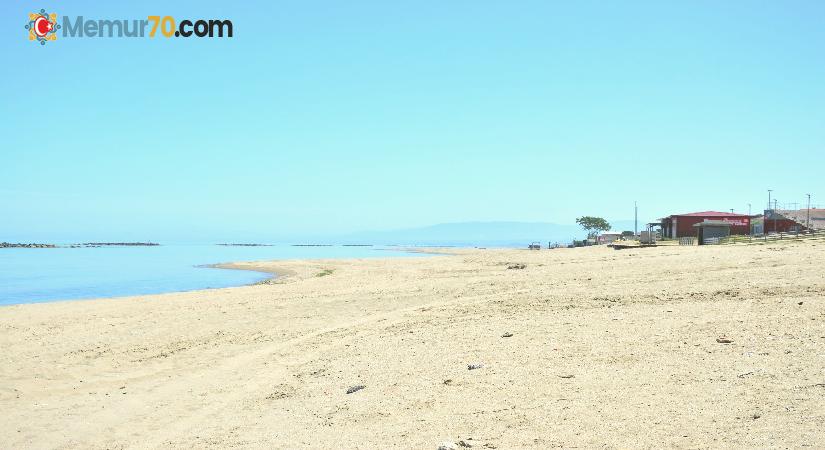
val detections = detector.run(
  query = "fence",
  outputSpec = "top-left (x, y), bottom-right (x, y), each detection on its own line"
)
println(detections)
top-left (679, 237), bottom-right (695, 246)
top-left (703, 228), bottom-right (825, 245)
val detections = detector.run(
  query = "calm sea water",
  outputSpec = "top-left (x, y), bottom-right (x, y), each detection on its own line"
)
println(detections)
top-left (0, 245), bottom-right (420, 306)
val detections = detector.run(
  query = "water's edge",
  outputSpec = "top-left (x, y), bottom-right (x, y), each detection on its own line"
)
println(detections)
top-left (0, 246), bottom-right (443, 306)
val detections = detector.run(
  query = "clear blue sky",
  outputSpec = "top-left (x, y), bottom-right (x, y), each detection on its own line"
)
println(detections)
top-left (3, 1), bottom-right (824, 242)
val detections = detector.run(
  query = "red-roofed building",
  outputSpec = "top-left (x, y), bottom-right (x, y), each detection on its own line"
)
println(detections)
top-left (660, 211), bottom-right (753, 238)
top-left (762, 209), bottom-right (816, 234)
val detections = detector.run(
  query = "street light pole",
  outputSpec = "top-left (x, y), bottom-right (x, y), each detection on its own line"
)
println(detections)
top-left (807, 194), bottom-right (812, 229)
top-left (774, 199), bottom-right (778, 234)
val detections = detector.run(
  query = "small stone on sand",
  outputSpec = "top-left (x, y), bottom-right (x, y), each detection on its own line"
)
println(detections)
top-left (346, 385), bottom-right (365, 394)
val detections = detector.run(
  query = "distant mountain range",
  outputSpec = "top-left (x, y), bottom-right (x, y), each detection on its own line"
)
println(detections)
top-left (337, 220), bottom-right (639, 247)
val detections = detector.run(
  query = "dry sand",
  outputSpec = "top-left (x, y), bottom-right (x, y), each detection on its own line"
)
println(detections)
top-left (1, 241), bottom-right (824, 449)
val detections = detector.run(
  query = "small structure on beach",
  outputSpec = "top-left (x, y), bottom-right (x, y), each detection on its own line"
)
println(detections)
top-left (694, 220), bottom-right (731, 245)
top-left (640, 222), bottom-right (659, 244)
top-left (597, 232), bottom-right (623, 245)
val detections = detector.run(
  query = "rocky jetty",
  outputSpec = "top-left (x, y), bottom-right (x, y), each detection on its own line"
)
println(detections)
top-left (2, 242), bottom-right (160, 249)
top-left (0, 242), bottom-right (57, 248)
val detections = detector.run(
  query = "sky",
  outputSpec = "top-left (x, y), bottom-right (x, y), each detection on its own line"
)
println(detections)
top-left (2, 1), bottom-right (824, 242)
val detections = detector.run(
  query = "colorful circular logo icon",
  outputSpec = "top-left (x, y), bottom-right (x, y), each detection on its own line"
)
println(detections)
top-left (26, 9), bottom-right (60, 45)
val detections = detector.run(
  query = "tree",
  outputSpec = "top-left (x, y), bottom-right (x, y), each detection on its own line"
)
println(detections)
top-left (576, 216), bottom-right (611, 239)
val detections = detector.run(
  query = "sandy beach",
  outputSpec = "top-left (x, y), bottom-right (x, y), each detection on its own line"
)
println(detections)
top-left (1, 242), bottom-right (824, 449)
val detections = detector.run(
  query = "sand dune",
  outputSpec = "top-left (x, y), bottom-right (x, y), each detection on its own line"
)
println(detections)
top-left (1, 242), bottom-right (824, 449)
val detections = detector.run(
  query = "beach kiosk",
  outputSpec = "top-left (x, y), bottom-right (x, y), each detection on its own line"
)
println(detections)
top-left (694, 220), bottom-right (731, 245)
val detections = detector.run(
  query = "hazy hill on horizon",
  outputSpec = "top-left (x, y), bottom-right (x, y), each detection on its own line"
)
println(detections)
top-left (1, 220), bottom-right (639, 247)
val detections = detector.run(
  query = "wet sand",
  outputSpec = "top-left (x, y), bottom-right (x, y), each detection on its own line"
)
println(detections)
top-left (1, 241), bottom-right (824, 449)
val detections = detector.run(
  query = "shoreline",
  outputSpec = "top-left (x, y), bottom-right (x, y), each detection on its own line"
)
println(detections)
top-left (209, 261), bottom-right (295, 285)
top-left (2, 243), bottom-right (823, 448)
top-left (0, 246), bottom-right (447, 308)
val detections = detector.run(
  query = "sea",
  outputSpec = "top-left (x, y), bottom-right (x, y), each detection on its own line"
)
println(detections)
top-left (0, 244), bottom-right (422, 306)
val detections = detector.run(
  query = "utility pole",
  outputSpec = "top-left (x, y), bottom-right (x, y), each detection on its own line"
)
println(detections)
top-left (730, 208), bottom-right (734, 213)
top-left (766, 190), bottom-right (772, 235)
top-left (807, 194), bottom-right (812, 229)
top-left (774, 199), bottom-right (778, 234)
top-left (748, 203), bottom-right (752, 216)
top-left (634, 201), bottom-right (638, 236)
